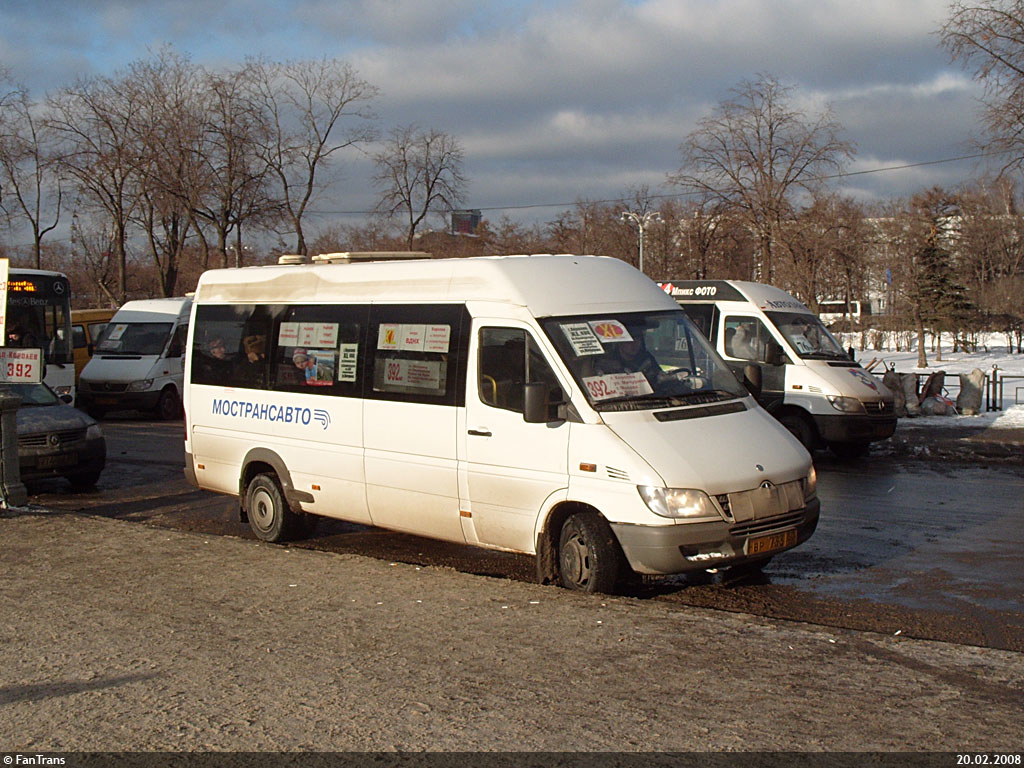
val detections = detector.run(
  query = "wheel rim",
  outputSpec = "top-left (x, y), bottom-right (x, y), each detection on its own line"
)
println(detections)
top-left (250, 486), bottom-right (276, 532)
top-left (560, 524), bottom-right (591, 588)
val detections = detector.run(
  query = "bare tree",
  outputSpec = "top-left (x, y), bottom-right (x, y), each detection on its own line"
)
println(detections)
top-left (941, 1), bottom-right (1024, 171)
top-left (190, 62), bottom-right (275, 269)
top-left (0, 83), bottom-right (63, 267)
top-left (252, 57), bottom-right (378, 256)
top-left (670, 74), bottom-right (853, 283)
top-left (47, 73), bottom-right (145, 303)
top-left (372, 125), bottom-right (466, 250)
top-left (123, 49), bottom-right (202, 296)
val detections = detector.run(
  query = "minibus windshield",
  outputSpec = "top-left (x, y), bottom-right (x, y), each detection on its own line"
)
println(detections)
top-left (95, 321), bottom-right (173, 356)
top-left (766, 311), bottom-right (849, 360)
top-left (542, 310), bottom-right (748, 412)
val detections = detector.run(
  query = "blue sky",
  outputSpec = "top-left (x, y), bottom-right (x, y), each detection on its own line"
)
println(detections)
top-left (0, 0), bottom-right (991, 233)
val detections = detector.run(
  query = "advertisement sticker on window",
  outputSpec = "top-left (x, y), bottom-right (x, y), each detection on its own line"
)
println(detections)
top-left (588, 319), bottom-right (633, 343)
top-left (338, 343), bottom-right (358, 382)
top-left (382, 357), bottom-right (442, 389)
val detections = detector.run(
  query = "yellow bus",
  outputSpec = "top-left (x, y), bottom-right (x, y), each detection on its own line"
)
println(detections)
top-left (71, 307), bottom-right (117, 383)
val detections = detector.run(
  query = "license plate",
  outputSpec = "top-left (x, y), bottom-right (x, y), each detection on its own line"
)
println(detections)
top-left (37, 453), bottom-right (77, 469)
top-left (746, 528), bottom-right (797, 556)
top-left (95, 396), bottom-right (118, 405)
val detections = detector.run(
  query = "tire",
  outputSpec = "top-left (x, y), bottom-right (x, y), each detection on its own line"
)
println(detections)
top-left (66, 468), bottom-right (103, 491)
top-left (723, 555), bottom-right (773, 584)
top-left (246, 473), bottom-right (296, 543)
top-left (830, 441), bottom-right (871, 459)
top-left (778, 412), bottom-right (816, 452)
top-left (557, 512), bottom-right (622, 594)
top-left (154, 388), bottom-right (181, 421)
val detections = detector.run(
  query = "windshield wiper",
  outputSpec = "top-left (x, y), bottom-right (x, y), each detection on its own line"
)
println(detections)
top-left (595, 389), bottom-right (738, 411)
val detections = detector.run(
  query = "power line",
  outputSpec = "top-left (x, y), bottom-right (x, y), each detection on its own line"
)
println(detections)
top-left (306, 149), bottom-right (1008, 217)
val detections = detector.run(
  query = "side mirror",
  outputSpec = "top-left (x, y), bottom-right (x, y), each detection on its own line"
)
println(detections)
top-left (743, 364), bottom-right (763, 399)
top-left (60, 394), bottom-right (73, 404)
top-left (524, 382), bottom-right (565, 424)
top-left (763, 340), bottom-right (784, 367)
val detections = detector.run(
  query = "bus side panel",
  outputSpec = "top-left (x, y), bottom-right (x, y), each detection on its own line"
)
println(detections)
top-left (363, 399), bottom-right (463, 542)
top-left (188, 387), bottom-right (371, 525)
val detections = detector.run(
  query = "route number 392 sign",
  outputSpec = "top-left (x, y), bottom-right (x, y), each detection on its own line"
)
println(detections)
top-left (0, 347), bottom-right (43, 383)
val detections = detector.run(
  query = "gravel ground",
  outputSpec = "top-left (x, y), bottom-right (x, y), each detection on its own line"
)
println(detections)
top-left (0, 510), bottom-right (1022, 753)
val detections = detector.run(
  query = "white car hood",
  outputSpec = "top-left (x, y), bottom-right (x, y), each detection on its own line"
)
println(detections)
top-left (601, 401), bottom-right (811, 495)
top-left (81, 355), bottom-right (164, 384)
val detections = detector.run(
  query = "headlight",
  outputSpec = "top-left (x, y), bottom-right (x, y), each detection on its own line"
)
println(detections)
top-left (127, 379), bottom-right (154, 392)
top-left (638, 486), bottom-right (721, 519)
top-left (827, 395), bottom-right (865, 413)
top-left (804, 465), bottom-right (817, 501)
top-left (86, 423), bottom-right (103, 440)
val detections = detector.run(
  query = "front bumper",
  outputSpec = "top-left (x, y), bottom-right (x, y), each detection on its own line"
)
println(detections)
top-left (77, 389), bottom-right (162, 412)
top-left (18, 435), bottom-right (106, 483)
top-left (813, 412), bottom-right (897, 443)
top-left (611, 497), bottom-right (820, 575)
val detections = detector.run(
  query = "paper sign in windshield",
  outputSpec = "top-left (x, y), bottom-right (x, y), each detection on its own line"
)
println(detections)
top-left (561, 323), bottom-right (604, 356)
top-left (582, 371), bottom-right (653, 401)
top-left (588, 320), bottom-right (633, 343)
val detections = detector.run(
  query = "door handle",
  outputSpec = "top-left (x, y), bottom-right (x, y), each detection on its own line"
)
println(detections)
top-left (468, 428), bottom-right (492, 437)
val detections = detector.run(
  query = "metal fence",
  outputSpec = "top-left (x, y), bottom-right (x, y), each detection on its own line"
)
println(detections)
top-left (870, 365), bottom-right (1024, 412)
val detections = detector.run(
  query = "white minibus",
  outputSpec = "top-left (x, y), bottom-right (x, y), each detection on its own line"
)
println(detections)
top-left (184, 255), bottom-right (819, 593)
top-left (659, 280), bottom-right (896, 458)
top-left (78, 297), bottom-right (191, 420)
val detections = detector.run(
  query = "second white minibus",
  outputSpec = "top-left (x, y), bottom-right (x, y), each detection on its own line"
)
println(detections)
top-left (184, 255), bottom-right (819, 593)
top-left (659, 279), bottom-right (896, 458)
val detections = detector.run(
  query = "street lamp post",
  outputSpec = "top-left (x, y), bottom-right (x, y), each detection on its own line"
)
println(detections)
top-left (620, 209), bottom-right (662, 275)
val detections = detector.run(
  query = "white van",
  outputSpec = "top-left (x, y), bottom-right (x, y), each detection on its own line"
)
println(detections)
top-left (78, 297), bottom-right (192, 420)
top-left (184, 255), bottom-right (819, 593)
top-left (659, 280), bottom-right (896, 458)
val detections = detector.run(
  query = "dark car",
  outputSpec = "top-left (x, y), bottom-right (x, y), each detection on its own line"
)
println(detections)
top-left (2, 382), bottom-right (106, 489)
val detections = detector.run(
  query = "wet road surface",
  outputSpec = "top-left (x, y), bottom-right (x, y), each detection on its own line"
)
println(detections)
top-left (24, 416), bottom-right (1024, 651)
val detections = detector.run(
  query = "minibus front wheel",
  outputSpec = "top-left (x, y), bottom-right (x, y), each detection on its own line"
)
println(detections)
top-left (557, 512), bottom-right (621, 594)
top-left (246, 473), bottom-right (295, 543)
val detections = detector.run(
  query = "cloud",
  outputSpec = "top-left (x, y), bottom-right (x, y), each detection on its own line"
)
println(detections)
top-left (0, 0), bottom-right (990, 225)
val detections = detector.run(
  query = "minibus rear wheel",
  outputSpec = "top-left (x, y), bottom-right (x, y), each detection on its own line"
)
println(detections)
top-left (246, 473), bottom-right (294, 543)
top-left (557, 512), bottom-right (621, 594)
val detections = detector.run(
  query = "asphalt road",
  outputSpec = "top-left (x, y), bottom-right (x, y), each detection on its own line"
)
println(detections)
top-left (20, 415), bottom-right (1024, 652)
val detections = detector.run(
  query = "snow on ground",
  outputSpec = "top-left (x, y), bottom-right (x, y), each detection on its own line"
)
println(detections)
top-left (843, 333), bottom-right (1024, 431)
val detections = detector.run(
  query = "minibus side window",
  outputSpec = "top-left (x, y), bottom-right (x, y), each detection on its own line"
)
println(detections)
top-left (479, 327), bottom-right (561, 415)
top-left (367, 304), bottom-right (468, 407)
top-left (192, 305), bottom-right (259, 387)
top-left (272, 305), bottom-right (365, 397)
top-left (167, 324), bottom-right (188, 358)
top-left (723, 316), bottom-right (773, 362)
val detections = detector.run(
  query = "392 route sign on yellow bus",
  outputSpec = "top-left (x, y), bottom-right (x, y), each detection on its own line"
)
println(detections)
top-left (0, 347), bottom-right (43, 383)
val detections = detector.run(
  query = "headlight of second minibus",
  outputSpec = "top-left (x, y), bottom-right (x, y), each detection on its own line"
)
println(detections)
top-left (637, 486), bottom-right (721, 520)
top-left (803, 465), bottom-right (817, 501)
top-left (127, 378), bottom-right (154, 392)
top-left (826, 395), bottom-right (865, 413)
